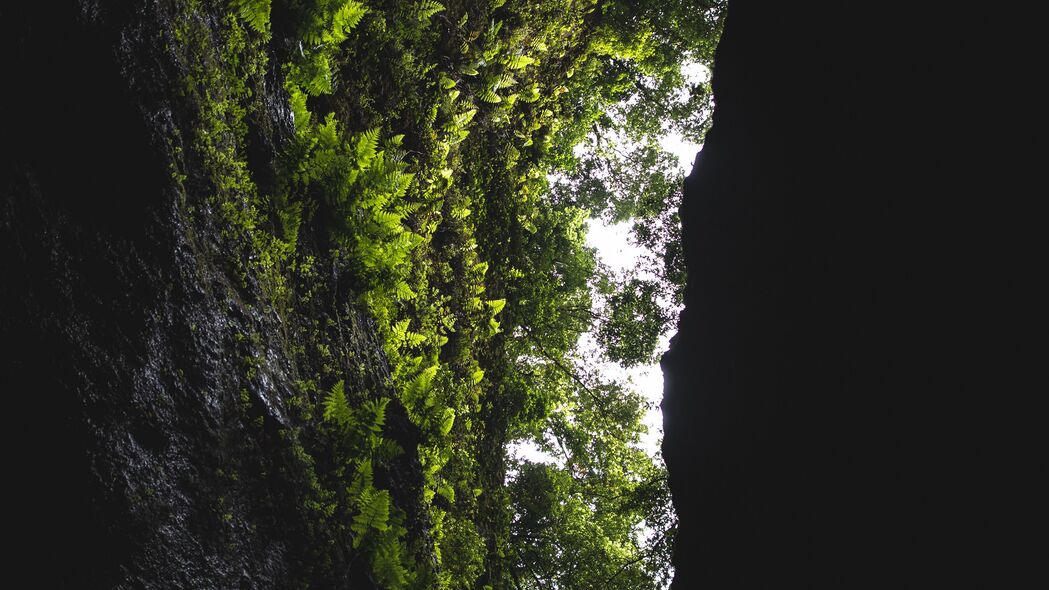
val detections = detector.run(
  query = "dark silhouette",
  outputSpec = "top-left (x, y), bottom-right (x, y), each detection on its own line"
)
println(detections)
top-left (661, 2), bottom-right (1018, 587)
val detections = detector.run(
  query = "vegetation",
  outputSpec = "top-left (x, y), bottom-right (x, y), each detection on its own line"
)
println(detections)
top-left (171, 0), bottom-right (723, 587)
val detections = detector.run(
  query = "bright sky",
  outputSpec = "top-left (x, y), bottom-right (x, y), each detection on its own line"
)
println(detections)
top-left (585, 133), bottom-right (701, 455)
top-left (510, 63), bottom-right (708, 465)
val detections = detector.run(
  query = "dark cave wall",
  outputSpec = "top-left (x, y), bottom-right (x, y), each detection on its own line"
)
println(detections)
top-left (661, 2), bottom-right (1009, 587)
top-left (0, 3), bottom-right (403, 587)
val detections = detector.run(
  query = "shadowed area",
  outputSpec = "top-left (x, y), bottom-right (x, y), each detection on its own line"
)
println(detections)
top-left (661, 2), bottom-right (1009, 587)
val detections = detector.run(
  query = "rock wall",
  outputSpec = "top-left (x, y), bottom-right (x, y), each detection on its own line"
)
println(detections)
top-left (0, 3), bottom-right (409, 587)
top-left (661, 2), bottom-right (1013, 587)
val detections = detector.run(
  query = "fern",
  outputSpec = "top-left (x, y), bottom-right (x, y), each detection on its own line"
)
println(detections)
top-left (494, 72), bottom-right (517, 89)
top-left (287, 84), bottom-right (312, 133)
top-left (323, 380), bottom-right (353, 426)
top-left (487, 298), bottom-right (506, 315)
top-left (355, 127), bottom-right (381, 167)
top-left (413, 0), bottom-right (445, 21)
top-left (351, 487), bottom-right (391, 547)
top-left (478, 88), bottom-right (501, 103)
top-left (395, 280), bottom-right (417, 300)
top-left (232, 0), bottom-right (271, 34)
top-left (438, 407), bottom-right (456, 436)
top-left (373, 535), bottom-right (409, 588)
top-left (437, 481), bottom-right (455, 502)
top-left (505, 54), bottom-right (535, 70)
top-left (327, 0), bottom-right (368, 44)
top-left (348, 458), bottom-right (374, 499)
top-left (361, 397), bottom-right (389, 434)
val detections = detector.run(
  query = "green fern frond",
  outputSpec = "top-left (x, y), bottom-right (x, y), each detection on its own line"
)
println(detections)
top-left (478, 88), bottom-right (501, 103)
top-left (361, 398), bottom-right (389, 433)
top-left (505, 54), bottom-right (535, 70)
top-left (437, 480), bottom-right (455, 502)
top-left (404, 330), bottom-right (427, 347)
top-left (395, 280), bottom-right (416, 300)
top-left (450, 206), bottom-right (471, 220)
top-left (327, 0), bottom-right (368, 44)
top-left (355, 127), bottom-right (381, 166)
top-left (373, 210), bottom-right (404, 231)
top-left (455, 108), bottom-right (478, 127)
top-left (373, 536), bottom-right (409, 588)
top-left (392, 319), bottom-right (411, 343)
top-left (351, 487), bottom-right (390, 547)
top-left (412, 0), bottom-right (445, 21)
top-left (495, 72), bottom-right (517, 89)
top-left (287, 84), bottom-right (312, 133)
top-left (323, 380), bottom-right (353, 426)
top-left (405, 365), bottom-right (439, 403)
top-left (487, 298), bottom-right (506, 315)
top-left (438, 407), bottom-right (456, 436)
top-left (232, 0), bottom-right (271, 34)
top-left (348, 458), bottom-right (373, 499)
top-left (527, 37), bottom-right (548, 53)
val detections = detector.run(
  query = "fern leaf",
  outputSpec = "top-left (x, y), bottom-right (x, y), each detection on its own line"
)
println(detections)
top-left (348, 459), bottom-right (373, 499)
top-left (506, 54), bottom-right (535, 70)
top-left (471, 368), bottom-right (485, 384)
top-left (438, 407), bottom-right (456, 436)
top-left (392, 319), bottom-right (411, 345)
top-left (329, 1), bottom-right (368, 44)
top-left (413, 0), bottom-right (445, 21)
top-left (287, 84), bottom-right (312, 133)
top-left (395, 281), bottom-right (416, 301)
top-left (373, 210), bottom-right (404, 231)
top-left (437, 481), bottom-right (455, 502)
top-left (355, 127), bottom-right (381, 166)
top-left (487, 298), bottom-right (506, 315)
top-left (479, 88), bottom-right (501, 103)
top-left (232, 0), bottom-right (271, 34)
top-left (322, 380), bottom-right (353, 426)
top-left (454, 108), bottom-right (478, 127)
top-left (404, 330), bottom-right (427, 347)
top-left (361, 398), bottom-right (389, 433)
top-left (351, 487), bottom-right (390, 547)
top-left (495, 72), bottom-right (517, 89)
top-left (373, 536), bottom-right (408, 588)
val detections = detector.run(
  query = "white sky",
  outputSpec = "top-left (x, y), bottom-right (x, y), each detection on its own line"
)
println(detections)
top-left (511, 136), bottom-right (703, 465)
top-left (510, 64), bottom-right (709, 466)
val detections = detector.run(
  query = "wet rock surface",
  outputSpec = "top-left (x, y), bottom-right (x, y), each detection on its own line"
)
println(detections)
top-left (1, 3), bottom-right (415, 587)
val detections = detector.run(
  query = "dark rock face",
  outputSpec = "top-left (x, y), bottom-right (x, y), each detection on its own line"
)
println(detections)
top-left (661, 2), bottom-right (1012, 587)
top-left (1, 3), bottom-right (415, 587)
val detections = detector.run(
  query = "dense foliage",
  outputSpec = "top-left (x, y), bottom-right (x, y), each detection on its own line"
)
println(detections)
top-left (175, 0), bottom-right (723, 587)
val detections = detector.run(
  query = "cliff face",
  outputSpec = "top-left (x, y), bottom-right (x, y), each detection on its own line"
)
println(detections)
top-left (1, 3), bottom-right (415, 587)
top-left (661, 2), bottom-right (1008, 587)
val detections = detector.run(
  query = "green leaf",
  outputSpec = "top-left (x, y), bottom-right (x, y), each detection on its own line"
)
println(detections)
top-left (505, 54), bottom-right (535, 70)
top-left (487, 298), bottom-right (506, 315)
top-left (322, 380), bottom-right (352, 426)
top-left (439, 407), bottom-right (456, 436)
